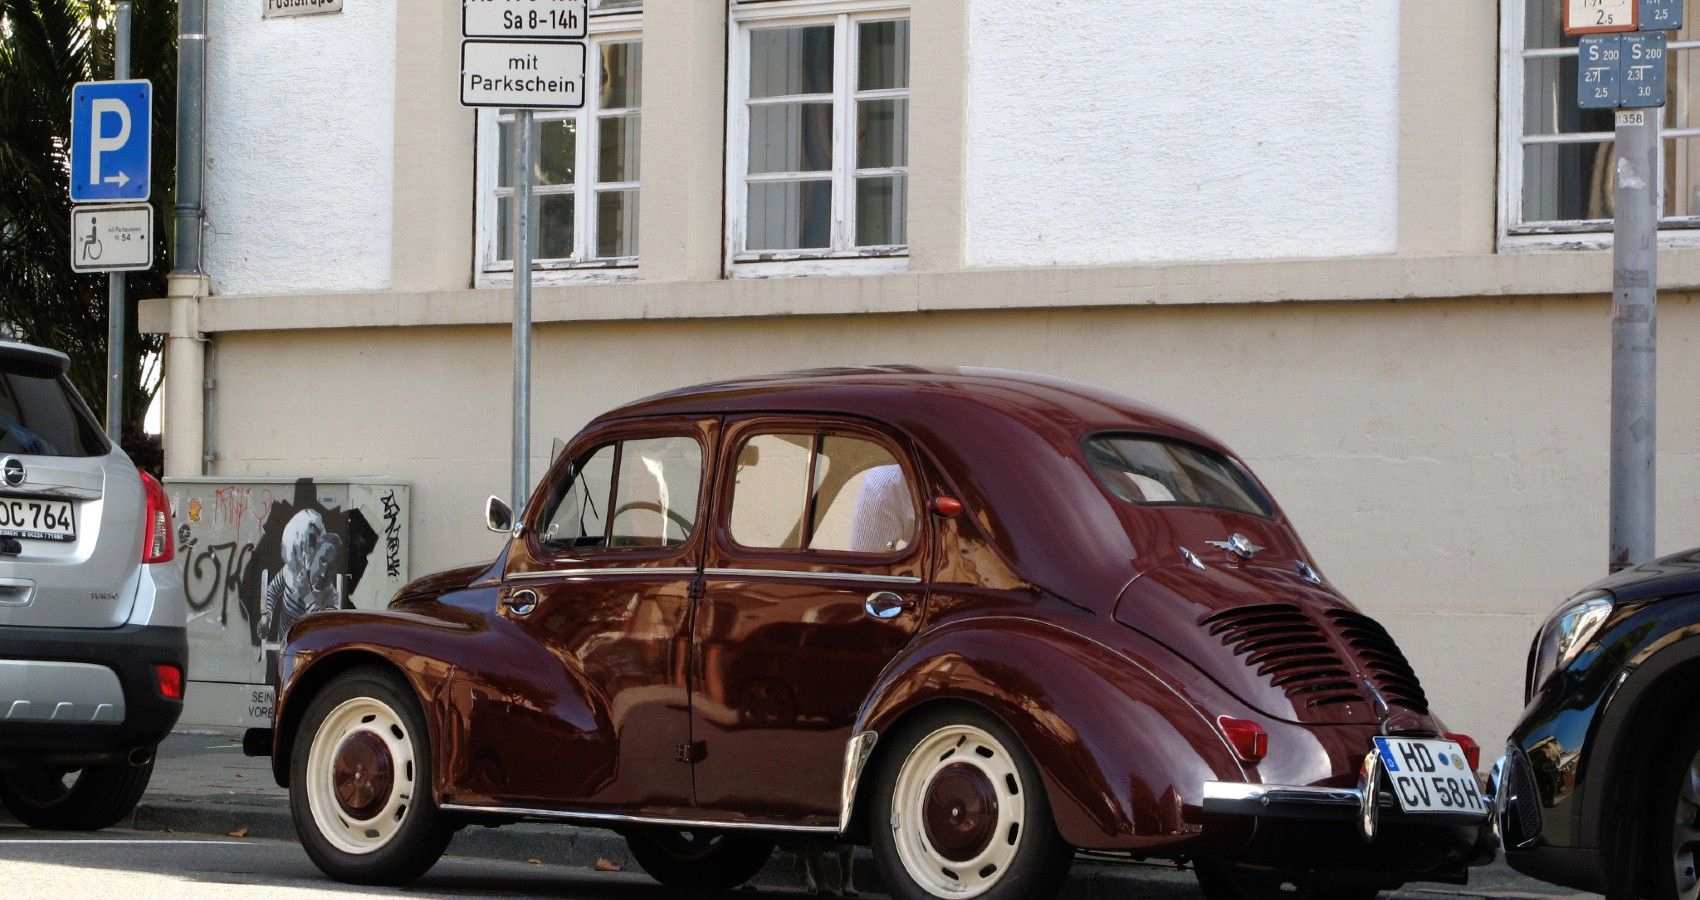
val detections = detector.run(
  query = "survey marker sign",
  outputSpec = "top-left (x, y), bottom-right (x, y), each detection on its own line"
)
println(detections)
top-left (70, 80), bottom-right (151, 203)
top-left (461, 40), bottom-right (587, 108)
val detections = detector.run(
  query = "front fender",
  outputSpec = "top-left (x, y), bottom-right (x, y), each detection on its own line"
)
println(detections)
top-left (853, 614), bottom-right (1248, 851)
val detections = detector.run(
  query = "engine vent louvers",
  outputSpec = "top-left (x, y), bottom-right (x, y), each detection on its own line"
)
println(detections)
top-left (1324, 609), bottom-right (1431, 714)
top-left (1199, 604), bottom-right (1361, 709)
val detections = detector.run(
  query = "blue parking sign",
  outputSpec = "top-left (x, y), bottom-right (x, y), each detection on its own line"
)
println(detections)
top-left (70, 80), bottom-right (151, 203)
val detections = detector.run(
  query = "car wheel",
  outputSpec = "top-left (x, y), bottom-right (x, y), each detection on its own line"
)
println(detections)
top-left (624, 828), bottom-right (775, 890)
top-left (1654, 718), bottom-right (1700, 900)
top-left (0, 758), bottom-right (154, 830)
top-left (870, 707), bottom-right (1073, 900)
top-left (1195, 860), bottom-right (1381, 900)
top-left (289, 666), bottom-right (451, 885)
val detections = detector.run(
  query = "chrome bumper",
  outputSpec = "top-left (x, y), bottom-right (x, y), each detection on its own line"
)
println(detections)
top-left (1203, 752), bottom-right (1492, 842)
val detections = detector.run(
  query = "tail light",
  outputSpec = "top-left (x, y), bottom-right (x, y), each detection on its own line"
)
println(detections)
top-left (1217, 716), bottom-right (1269, 764)
top-left (140, 471), bottom-right (174, 564)
top-left (155, 664), bottom-right (183, 701)
top-left (1445, 732), bottom-right (1481, 772)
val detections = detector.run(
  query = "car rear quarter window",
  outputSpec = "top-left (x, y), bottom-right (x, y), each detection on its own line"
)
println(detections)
top-left (1084, 434), bottom-right (1271, 518)
top-left (0, 367), bottom-right (108, 458)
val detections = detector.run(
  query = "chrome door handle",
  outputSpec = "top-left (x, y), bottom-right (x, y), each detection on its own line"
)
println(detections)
top-left (864, 591), bottom-right (912, 620)
top-left (503, 588), bottom-right (539, 616)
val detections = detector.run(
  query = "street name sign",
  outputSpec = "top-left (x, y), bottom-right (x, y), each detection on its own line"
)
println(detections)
top-left (461, 39), bottom-right (587, 108)
top-left (1640, 0), bottom-right (1683, 31)
top-left (1567, 0), bottom-right (1638, 34)
top-left (69, 80), bottom-right (151, 203)
top-left (70, 204), bottom-right (152, 273)
top-left (263, 0), bottom-right (342, 17)
top-left (463, 0), bottom-right (586, 39)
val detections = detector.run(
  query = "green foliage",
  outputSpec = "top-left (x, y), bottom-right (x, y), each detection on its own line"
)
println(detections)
top-left (0, 0), bottom-right (175, 435)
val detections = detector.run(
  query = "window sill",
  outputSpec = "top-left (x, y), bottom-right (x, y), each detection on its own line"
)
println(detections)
top-left (476, 263), bottom-right (640, 289)
top-left (1498, 228), bottom-right (1700, 253)
top-left (728, 253), bottom-right (909, 279)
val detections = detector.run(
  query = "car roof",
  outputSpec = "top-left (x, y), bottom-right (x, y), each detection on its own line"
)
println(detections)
top-left (0, 340), bottom-right (70, 375)
top-left (595, 365), bottom-right (1224, 449)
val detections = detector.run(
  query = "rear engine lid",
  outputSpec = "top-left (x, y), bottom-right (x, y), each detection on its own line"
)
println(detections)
top-left (1115, 562), bottom-right (1435, 728)
top-left (0, 355), bottom-right (142, 630)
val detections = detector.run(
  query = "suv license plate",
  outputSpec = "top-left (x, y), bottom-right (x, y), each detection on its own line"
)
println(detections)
top-left (0, 498), bottom-right (76, 542)
top-left (1372, 737), bottom-right (1487, 815)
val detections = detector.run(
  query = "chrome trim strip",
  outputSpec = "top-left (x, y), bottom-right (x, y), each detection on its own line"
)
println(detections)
top-left (704, 568), bottom-right (921, 585)
top-left (505, 567), bottom-right (698, 582)
top-left (439, 802), bottom-right (839, 834)
top-left (1201, 780), bottom-right (1491, 826)
top-left (839, 730), bottom-right (879, 833)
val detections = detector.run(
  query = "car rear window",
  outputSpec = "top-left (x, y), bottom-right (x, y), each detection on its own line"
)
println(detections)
top-left (0, 366), bottom-right (108, 458)
top-left (1084, 434), bottom-right (1271, 518)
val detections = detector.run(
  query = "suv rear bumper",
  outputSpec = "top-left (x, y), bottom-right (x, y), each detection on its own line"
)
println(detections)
top-left (0, 623), bottom-right (186, 767)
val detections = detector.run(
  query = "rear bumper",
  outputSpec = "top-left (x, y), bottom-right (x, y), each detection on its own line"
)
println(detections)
top-left (0, 623), bottom-right (186, 767)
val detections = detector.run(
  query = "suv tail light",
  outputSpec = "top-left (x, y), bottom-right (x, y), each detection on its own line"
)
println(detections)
top-left (155, 664), bottom-right (183, 701)
top-left (1445, 732), bottom-right (1481, 772)
top-left (140, 471), bottom-right (174, 564)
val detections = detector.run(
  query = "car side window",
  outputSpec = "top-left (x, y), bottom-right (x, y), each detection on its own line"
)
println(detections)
top-left (728, 430), bottom-right (917, 555)
top-left (542, 436), bottom-right (703, 551)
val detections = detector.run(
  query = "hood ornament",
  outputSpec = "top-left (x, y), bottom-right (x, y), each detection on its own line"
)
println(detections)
top-left (1205, 533), bottom-right (1264, 560)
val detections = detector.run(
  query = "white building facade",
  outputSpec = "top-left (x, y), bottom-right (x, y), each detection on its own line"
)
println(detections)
top-left (144, 0), bottom-right (1700, 748)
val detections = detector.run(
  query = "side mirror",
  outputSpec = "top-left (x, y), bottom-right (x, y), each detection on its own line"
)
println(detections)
top-left (485, 495), bottom-right (514, 534)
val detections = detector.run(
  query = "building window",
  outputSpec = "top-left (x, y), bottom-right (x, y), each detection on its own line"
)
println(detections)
top-left (474, 8), bottom-right (641, 283)
top-left (1502, 0), bottom-right (1700, 244)
top-left (726, 1), bottom-right (910, 275)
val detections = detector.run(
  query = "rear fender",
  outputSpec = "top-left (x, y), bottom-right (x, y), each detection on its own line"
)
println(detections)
top-left (853, 615), bottom-right (1247, 851)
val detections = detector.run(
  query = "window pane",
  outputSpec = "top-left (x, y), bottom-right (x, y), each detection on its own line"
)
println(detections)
top-left (544, 444), bottom-right (616, 549)
top-left (749, 102), bottom-right (833, 174)
top-left (598, 113), bottom-right (641, 182)
top-left (1524, 0), bottom-right (1565, 50)
top-left (496, 195), bottom-right (512, 261)
top-left (808, 436), bottom-right (915, 554)
top-left (1664, 138), bottom-right (1700, 219)
top-left (747, 179), bottom-right (832, 250)
top-left (597, 189), bottom-right (639, 258)
top-left (729, 434), bottom-right (813, 549)
top-left (497, 118), bottom-right (514, 188)
top-left (539, 193), bottom-right (575, 259)
top-left (611, 437), bottom-right (701, 548)
top-left (857, 98), bottom-right (908, 169)
top-left (1523, 142), bottom-right (1614, 222)
top-left (1084, 435), bottom-right (1272, 518)
top-left (856, 175), bottom-right (907, 246)
top-left (858, 20), bottom-right (909, 91)
top-left (538, 118), bottom-right (576, 186)
top-left (600, 41), bottom-right (643, 109)
top-left (1524, 57), bottom-right (1616, 137)
top-left (749, 25), bottom-right (833, 98)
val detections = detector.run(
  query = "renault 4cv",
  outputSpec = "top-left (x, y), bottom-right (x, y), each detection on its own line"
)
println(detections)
top-left (251, 367), bottom-right (1493, 900)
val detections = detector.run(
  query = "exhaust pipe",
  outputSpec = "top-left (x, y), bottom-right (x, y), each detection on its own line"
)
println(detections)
top-left (128, 747), bottom-right (153, 767)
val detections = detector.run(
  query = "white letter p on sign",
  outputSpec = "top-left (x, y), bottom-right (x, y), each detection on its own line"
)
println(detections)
top-left (88, 98), bottom-right (131, 184)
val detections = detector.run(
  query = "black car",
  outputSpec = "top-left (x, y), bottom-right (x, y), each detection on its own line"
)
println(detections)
top-left (1496, 547), bottom-right (1700, 900)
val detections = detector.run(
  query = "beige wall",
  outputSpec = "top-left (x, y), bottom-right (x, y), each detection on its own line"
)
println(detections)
top-left (198, 293), bottom-right (1700, 748)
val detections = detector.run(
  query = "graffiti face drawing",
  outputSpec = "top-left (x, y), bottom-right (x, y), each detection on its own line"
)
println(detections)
top-left (258, 508), bottom-right (345, 645)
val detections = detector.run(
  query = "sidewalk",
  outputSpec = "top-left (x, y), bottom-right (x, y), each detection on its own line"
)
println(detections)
top-left (4, 731), bottom-right (1601, 900)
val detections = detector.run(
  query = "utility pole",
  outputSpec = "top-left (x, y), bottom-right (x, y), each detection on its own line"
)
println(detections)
top-left (511, 110), bottom-right (535, 514)
top-left (107, 0), bottom-right (132, 440)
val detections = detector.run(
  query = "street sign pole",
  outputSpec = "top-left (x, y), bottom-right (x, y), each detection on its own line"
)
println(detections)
top-left (107, 0), bottom-right (132, 441)
top-left (511, 109), bottom-right (535, 515)
top-left (1609, 106), bottom-right (1658, 571)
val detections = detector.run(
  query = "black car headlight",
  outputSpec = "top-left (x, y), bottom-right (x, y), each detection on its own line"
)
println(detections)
top-left (1527, 590), bottom-right (1614, 701)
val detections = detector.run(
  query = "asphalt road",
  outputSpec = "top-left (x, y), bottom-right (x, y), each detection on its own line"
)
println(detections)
top-left (0, 826), bottom-right (843, 900)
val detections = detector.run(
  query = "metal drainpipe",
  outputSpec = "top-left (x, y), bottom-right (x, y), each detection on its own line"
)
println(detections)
top-left (170, 0), bottom-right (212, 476)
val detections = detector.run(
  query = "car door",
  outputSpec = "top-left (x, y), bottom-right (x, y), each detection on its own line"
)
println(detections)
top-left (488, 416), bottom-right (714, 815)
top-left (691, 416), bottom-right (929, 824)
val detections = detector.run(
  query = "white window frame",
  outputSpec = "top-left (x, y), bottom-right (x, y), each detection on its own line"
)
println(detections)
top-left (1499, 1), bottom-right (1700, 251)
top-left (725, 0), bottom-right (911, 278)
top-left (473, 10), bottom-right (643, 287)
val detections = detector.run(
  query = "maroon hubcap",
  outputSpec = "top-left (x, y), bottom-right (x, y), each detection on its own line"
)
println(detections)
top-left (332, 731), bottom-right (394, 820)
top-left (922, 763), bottom-right (1000, 862)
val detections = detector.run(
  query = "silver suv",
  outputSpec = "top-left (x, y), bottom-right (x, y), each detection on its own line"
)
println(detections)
top-left (0, 341), bottom-right (186, 830)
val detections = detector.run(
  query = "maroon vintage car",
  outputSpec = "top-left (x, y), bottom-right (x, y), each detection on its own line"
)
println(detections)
top-left (253, 367), bottom-right (1493, 899)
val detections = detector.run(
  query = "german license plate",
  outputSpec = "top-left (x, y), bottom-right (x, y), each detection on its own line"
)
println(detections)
top-left (1373, 737), bottom-right (1487, 815)
top-left (0, 497), bottom-right (76, 542)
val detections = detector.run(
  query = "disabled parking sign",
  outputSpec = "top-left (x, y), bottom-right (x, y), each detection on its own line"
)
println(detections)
top-left (69, 80), bottom-right (151, 203)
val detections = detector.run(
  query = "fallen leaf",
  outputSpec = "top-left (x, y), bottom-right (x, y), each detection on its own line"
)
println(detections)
top-left (527, 858), bottom-right (541, 866)
top-left (234, 774), bottom-right (245, 779)
top-left (594, 858), bottom-right (622, 872)
top-left (228, 826), bottom-right (249, 838)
